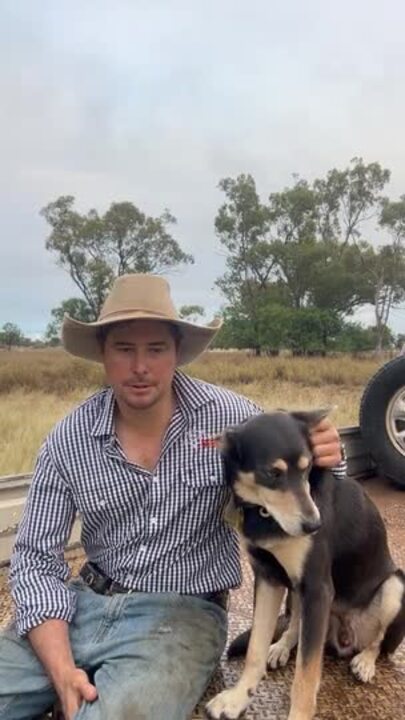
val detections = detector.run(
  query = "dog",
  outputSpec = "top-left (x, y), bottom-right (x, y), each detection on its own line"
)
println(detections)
top-left (205, 410), bottom-right (405, 720)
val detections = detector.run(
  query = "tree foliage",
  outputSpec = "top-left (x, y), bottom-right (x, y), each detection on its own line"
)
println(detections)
top-left (0, 322), bottom-right (24, 350)
top-left (178, 305), bottom-right (205, 322)
top-left (41, 196), bottom-right (194, 319)
top-left (215, 159), bottom-right (402, 354)
top-left (45, 297), bottom-right (95, 345)
top-left (40, 161), bottom-right (405, 355)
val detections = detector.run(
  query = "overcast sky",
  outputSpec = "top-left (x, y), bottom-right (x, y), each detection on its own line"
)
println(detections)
top-left (1, 0), bottom-right (405, 337)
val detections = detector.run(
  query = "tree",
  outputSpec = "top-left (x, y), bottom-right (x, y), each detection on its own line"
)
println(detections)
top-left (45, 298), bottom-right (95, 345)
top-left (215, 163), bottom-right (397, 354)
top-left (314, 157), bottom-right (390, 245)
top-left (357, 195), bottom-right (405, 353)
top-left (361, 243), bottom-right (405, 354)
top-left (178, 305), bottom-right (205, 322)
top-left (267, 179), bottom-right (321, 309)
top-left (332, 322), bottom-right (395, 353)
top-left (308, 242), bottom-right (373, 316)
top-left (0, 322), bottom-right (24, 350)
top-left (215, 174), bottom-right (277, 354)
top-left (41, 196), bottom-right (194, 318)
top-left (268, 166), bottom-right (388, 312)
top-left (213, 302), bottom-right (292, 352)
top-left (283, 309), bottom-right (342, 355)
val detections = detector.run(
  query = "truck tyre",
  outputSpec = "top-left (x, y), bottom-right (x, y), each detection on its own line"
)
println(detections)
top-left (359, 355), bottom-right (405, 489)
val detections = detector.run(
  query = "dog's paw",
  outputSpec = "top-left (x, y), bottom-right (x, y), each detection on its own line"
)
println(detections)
top-left (267, 637), bottom-right (292, 669)
top-left (350, 651), bottom-right (376, 683)
top-left (205, 687), bottom-right (251, 719)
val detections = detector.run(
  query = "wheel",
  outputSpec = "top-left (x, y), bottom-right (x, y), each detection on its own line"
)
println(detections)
top-left (359, 355), bottom-right (405, 488)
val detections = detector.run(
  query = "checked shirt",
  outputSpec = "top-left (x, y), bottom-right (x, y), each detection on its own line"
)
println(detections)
top-left (9, 371), bottom-right (346, 636)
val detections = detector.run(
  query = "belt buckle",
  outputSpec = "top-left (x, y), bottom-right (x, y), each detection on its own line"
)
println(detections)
top-left (108, 580), bottom-right (134, 595)
top-left (84, 570), bottom-right (96, 588)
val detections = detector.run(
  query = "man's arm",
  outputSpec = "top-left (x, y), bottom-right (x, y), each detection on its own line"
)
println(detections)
top-left (28, 620), bottom-right (97, 720)
top-left (237, 397), bottom-right (346, 479)
top-left (10, 440), bottom-right (98, 718)
top-left (309, 417), bottom-right (346, 476)
top-left (9, 440), bottom-right (77, 636)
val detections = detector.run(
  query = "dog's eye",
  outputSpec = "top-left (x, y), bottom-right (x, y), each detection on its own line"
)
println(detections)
top-left (262, 467), bottom-right (283, 482)
top-left (259, 507), bottom-right (271, 518)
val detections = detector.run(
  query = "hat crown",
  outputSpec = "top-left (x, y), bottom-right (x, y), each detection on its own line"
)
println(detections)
top-left (100, 273), bottom-right (179, 322)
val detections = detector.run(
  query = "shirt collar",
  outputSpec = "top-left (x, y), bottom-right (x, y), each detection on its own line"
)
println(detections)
top-left (91, 370), bottom-right (214, 437)
top-left (91, 387), bottom-right (116, 437)
top-left (173, 370), bottom-right (215, 414)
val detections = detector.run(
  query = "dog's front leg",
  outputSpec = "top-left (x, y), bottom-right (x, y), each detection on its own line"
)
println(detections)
top-left (288, 581), bottom-right (333, 720)
top-left (268, 590), bottom-right (300, 669)
top-left (206, 579), bottom-right (285, 720)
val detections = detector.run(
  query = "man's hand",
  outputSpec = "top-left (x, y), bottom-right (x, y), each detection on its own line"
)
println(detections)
top-left (310, 418), bottom-right (342, 468)
top-left (57, 667), bottom-right (98, 720)
top-left (28, 619), bottom-right (98, 720)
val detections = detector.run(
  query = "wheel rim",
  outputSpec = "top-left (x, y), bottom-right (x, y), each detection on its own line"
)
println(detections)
top-left (385, 386), bottom-right (405, 457)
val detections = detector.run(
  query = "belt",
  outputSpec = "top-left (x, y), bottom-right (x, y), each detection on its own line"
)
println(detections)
top-left (79, 562), bottom-right (229, 612)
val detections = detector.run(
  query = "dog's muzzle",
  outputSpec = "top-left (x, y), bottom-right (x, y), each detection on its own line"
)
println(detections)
top-left (301, 518), bottom-right (322, 534)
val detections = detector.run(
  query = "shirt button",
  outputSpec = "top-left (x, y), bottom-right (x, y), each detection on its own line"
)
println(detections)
top-left (151, 518), bottom-right (157, 525)
top-left (210, 475), bottom-right (217, 481)
top-left (153, 476), bottom-right (159, 483)
top-left (140, 545), bottom-right (146, 553)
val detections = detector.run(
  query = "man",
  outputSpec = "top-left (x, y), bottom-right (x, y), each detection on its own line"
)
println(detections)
top-left (0, 274), bottom-right (344, 720)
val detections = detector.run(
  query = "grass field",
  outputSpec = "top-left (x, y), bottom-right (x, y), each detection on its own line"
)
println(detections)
top-left (0, 348), bottom-right (387, 476)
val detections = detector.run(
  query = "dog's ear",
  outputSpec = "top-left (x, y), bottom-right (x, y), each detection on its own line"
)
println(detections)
top-left (290, 407), bottom-right (333, 429)
top-left (217, 426), bottom-right (242, 461)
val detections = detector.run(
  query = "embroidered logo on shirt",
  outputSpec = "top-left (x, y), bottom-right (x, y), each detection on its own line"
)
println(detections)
top-left (186, 430), bottom-right (221, 450)
top-left (200, 437), bottom-right (220, 449)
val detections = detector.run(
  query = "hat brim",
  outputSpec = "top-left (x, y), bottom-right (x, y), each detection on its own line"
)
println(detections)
top-left (61, 311), bottom-right (222, 366)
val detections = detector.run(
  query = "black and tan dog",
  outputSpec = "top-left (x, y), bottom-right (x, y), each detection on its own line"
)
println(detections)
top-left (205, 410), bottom-right (405, 720)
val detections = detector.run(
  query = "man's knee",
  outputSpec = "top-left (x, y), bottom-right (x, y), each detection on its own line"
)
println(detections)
top-left (0, 625), bottom-right (56, 718)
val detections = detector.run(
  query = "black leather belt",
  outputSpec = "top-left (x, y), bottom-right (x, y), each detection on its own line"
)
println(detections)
top-left (79, 562), bottom-right (229, 611)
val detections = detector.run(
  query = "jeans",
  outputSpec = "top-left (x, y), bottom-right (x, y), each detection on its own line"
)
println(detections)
top-left (0, 577), bottom-right (228, 720)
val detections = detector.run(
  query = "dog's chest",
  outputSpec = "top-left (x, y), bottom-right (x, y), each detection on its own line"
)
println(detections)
top-left (254, 535), bottom-right (312, 585)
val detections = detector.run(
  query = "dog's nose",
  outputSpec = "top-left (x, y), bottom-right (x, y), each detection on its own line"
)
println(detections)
top-left (302, 518), bottom-right (322, 535)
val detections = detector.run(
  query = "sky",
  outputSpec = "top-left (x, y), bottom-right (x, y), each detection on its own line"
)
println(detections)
top-left (1, 0), bottom-right (405, 338)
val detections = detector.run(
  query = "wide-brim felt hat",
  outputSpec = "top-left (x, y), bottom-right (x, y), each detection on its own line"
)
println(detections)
top-left (62, 273), bottom-right (222, 366)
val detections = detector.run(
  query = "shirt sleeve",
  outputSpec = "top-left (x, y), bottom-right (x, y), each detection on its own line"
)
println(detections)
top-left (9, 440), bottom-right (78, 636)
top-left (330, 461), bottom-right (347, 479)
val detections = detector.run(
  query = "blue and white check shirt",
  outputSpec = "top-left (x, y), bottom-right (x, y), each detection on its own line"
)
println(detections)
top-left (10, 371), bottom-right (346, 636)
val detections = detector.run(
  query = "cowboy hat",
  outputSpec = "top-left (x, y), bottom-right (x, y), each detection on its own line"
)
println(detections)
top-left (62, 273), bottom-right (222, 365)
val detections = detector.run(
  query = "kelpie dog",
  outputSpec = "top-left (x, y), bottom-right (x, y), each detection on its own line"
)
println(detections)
top-left (205, 410), bottom-right (405, 720)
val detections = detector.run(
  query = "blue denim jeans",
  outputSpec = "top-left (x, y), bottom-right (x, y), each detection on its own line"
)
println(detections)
top-left (0, 578), bottom-right (228, 720)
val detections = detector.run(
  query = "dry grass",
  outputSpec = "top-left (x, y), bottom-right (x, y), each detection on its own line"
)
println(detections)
top-left (0, 389), bottom-right (93, 476)
top-left (188, 352), bottom-right (382, 388)
top-left (0, 348), bottom-right (387, 476)
top-left (0, 348), bottom-right (104, 395)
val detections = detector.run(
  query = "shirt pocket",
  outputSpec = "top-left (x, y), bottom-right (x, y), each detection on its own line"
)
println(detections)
top-left (180, 447), bottom-right (224, 488)
top-left (73, 468), bottom-right (147, 537)
top-left (177, 448), bottom-right (227, 527)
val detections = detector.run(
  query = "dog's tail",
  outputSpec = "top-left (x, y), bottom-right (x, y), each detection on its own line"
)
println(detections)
top-left (380, 569), bottom-right (405, 655)
top-left (227, 629), bottom-right (251, 659)
top-left (227, 613), bottom-right (290, 659)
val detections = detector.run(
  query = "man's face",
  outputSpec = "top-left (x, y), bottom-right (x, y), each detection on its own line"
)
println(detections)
top-left (102, 320), bottom-right (178, 412)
